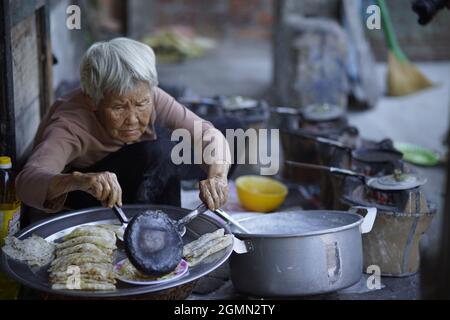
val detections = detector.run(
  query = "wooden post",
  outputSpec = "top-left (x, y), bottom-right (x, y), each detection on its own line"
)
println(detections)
top-left (36, 3), bottom-right (53, 117)
top-left (428, 122), bottom-right (450, 298)
top-left (126, 0), bottom-right (155, 39)
top-left (0, 0), bottom-right (16, 163)
top-left (272, 0), bottom-right (283, 82)
top-left (420, 96), bottom-right (450, 299)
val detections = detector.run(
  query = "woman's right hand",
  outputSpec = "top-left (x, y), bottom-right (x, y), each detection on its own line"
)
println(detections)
top-left (71, 171), bottom-right (123, 207)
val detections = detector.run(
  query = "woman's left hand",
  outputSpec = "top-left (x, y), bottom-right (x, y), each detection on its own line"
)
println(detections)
top-left (199, 175), bottom-right (229, 211)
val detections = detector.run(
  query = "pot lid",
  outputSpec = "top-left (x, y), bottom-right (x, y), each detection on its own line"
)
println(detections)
top-left (366, 172), bottom-right (427, 191)
top-left (302, 103), bottom-right (345, 122)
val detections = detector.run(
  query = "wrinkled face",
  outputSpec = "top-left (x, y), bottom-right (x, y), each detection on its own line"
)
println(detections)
top-left (96, 81), bottom-right (153, 143)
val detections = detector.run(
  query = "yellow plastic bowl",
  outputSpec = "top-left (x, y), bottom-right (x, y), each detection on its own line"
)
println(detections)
top-left (235, 175), bottom-right (288, 213)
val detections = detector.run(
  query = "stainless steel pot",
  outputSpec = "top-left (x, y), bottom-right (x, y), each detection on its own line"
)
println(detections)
top-left (229, 207), bottom-right (376, 297)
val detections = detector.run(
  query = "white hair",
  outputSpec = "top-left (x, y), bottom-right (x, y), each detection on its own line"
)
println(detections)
top-left (80, 37), bottom-right (158, 105)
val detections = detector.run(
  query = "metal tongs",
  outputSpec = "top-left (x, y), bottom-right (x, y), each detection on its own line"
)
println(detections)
top-left (112, 203), bottom-right (250, 240)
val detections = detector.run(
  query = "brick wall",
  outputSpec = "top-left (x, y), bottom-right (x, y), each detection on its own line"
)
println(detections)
top-left (151, 0), bottom-right (450, 60)
top-left (152, 0), bottom-right (273, 38)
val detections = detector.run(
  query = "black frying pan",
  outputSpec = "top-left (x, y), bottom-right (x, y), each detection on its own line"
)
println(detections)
top-left (112, 204), bottom-right (208, 276)
top-left (285, 130), bottom-right (404, 162)
top-left (112, 204), bottom-right (249, 276)
top-left (351, 147), bottom-right (403, 164)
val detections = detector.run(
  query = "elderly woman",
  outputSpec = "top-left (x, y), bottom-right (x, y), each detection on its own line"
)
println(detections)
top-left (16, 38), bottom-right (231, 213)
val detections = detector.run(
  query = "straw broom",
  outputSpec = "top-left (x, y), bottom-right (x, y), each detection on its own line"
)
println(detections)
top-left (376, 0), bottom-right (434, 96)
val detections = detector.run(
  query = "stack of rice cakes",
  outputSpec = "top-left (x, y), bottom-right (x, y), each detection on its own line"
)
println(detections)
top-left (183, 228), bottom-right (232, 267)
top-left (48, 225), bottom-right (118, 291)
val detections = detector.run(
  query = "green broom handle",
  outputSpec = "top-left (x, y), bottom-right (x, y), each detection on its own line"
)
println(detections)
top-left (376, 0), bottom-right (408, 61)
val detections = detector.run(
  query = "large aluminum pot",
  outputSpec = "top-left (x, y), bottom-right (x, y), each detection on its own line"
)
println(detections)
top-left (229, 207), bottom-right (376, 297)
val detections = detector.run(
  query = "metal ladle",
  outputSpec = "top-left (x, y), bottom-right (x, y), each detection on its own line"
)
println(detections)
top-left (285, 161), bottom-right (368, 181)
top-left (285, 161), bottom-right (427, 191)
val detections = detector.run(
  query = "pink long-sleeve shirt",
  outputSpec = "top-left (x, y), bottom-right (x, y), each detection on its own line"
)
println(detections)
top-left (16, 87), bottom-right (230, 213)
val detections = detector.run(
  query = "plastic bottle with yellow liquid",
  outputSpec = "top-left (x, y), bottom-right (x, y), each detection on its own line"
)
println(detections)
top-left (0, 156), bottom-right (21, 299)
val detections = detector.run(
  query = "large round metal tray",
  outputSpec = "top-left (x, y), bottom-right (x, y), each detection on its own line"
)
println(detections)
top-left (0, 205), bottom-right (233, 298)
